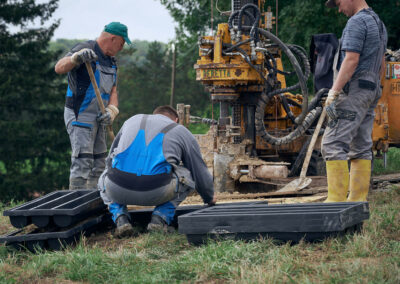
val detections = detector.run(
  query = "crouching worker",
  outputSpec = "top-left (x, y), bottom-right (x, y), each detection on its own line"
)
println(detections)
top-left (98, 105), bottom-right (216, 237)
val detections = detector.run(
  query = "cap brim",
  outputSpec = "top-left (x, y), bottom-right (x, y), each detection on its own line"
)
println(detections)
top-left (124, 36), bottom-right (132, 45)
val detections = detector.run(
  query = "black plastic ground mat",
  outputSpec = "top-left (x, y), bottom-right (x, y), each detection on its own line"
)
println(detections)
top-left (3, 190), bottom-right (106, 228)
top-left (178, 202), bottom-right (369, 245)
top-left (129, 201), bottom-right (267, 228)
top-left (0, 214), bottom-right (109, 252)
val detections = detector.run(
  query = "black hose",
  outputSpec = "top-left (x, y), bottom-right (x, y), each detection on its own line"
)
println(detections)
top-left (281, 88), bottom-right (328, 124)
top-left (267, 45), bottom-right (311, 97)
top-left (224, 38), bottom-right (252, 52)
top-left (289, 127), bottom-right (325, 177)
top-left (262, 48), bottom-right (278, 79)
top-left (307, 88), bottom-right (329, 113)
top-left (228, 10), bottom-right (239, 30)
top-left (255, 92), bottom-right (323, 145)
top-left (223, 10), bottom-right (319, 145)
top-left (226, 46), bottom-right (273, 89)
top-left (286, 98), bottom-right (302, 108)
top-left (279, 94), bottom-right (297, 123)
top-left (279, 87), bottom-right (327, 124)
top-left (242, 26), bottom-right (309, 124)
top-left (223, 35), bottom-right (310, 105)
top-left (228, 10), bottom-right (255, 30)
top-left (254, 88), bottom-right (328, 146)
top-left (237, 4), bottom-right (261, 40)
top-left (228, 9), bottom-right (260, 43)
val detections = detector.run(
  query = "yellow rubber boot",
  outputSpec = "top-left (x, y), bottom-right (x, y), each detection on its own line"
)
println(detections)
top-left (347, 159), bottom-right (371, 202)
top-left (324, 160), bottom-right (349, 202)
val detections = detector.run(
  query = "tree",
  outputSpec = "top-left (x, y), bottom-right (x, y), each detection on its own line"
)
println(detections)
top-left (160, 0), bottom-right (400, 52)
top-left (159, 0), bottom-right (233, 117)
top-left (117, 41), bottom-right (172, 125)
top-left (0, 0), bottom-right (70, 202)
top-left (278, 0), bottom-right (399, 50)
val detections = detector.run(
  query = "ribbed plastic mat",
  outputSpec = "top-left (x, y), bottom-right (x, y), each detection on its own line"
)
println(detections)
top-left (0, 214), bottom-right (108, 252)
top-left (129, 201), bottom-right (268, 227)
top-left (3, 190), bottom-right (106, 228)
top-left (178, 202), bottom-right (369, 244)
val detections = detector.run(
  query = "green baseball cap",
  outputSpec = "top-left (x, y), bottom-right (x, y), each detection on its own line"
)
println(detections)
top-left (104, 22), bottom-right (131, 45)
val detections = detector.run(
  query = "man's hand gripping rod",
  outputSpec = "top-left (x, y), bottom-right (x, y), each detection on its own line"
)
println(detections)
top-left (84, 62), bottom-right (115, 140)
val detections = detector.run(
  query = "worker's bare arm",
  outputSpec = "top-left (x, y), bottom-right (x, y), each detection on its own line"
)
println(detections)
top-left (55, 57), bottom-right (77, 74)
top-left (109, 85), bottom-right (118, 107)
top-left (331, 51), bottom-right (360, 92)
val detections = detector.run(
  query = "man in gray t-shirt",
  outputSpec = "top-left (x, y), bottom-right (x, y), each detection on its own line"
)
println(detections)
top-left (322, 0), bottom-right (387, 202)
top-left (98, 105), bottom-right (216, 238)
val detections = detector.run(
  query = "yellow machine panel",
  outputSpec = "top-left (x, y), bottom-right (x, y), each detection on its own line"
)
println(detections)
top-left (373, 61), bottom-right (400, 153)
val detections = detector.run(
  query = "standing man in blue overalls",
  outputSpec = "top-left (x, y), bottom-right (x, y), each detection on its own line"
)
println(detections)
top-left (55, 22), bottom-right (131, 190)
top-left (322, 0), bottom-right (387, 202)
top-left (98, 105), bottom-right (216, 238)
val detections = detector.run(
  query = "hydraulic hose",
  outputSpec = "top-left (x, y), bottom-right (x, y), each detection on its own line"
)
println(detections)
top-left (206, 4), bottom-right (320, 146)
top-left (223, 26), bottom-right (313, 144)
top-left (254, 89), bottom-right (328, 146)
top-left (267, 45), bottom-right (311, 97)
top-left (242, 26), bottom-right (309, 125)
top-left (279, 94), bottom-right (297, 123)
top-left (228, 10), bottom-right (255, 30)
top-left (258, 47), bottom-right (278, 79)
top-left (222, 44), bottom-right (269, 83)
top-left (224, 38), bottom-right (252, 52)
top-left (255, 92), bottom-right (323, 145)
top-left (286, 98), bottom-right (301, 108)
top-left (280, 88), bottom-right (328, 124)
top-left (237, 4), bottom-right (261, 40)
top-left (228, 9), bottom-right (260, 43)
top-left (307, 88), bottom-right (329, 113)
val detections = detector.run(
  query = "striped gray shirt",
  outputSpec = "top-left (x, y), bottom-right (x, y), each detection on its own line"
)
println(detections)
top-left (339, 8), bottom-right (387, 77)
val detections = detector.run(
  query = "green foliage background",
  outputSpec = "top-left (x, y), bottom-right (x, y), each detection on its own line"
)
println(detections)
top-left (0, 0), bottom-right (399, 202)
top-left (0, 0), bottom-right (69, 201)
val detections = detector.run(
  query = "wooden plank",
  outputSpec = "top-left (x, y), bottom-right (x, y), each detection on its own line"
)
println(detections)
top-left (372, 173), bottom-right (400, 184)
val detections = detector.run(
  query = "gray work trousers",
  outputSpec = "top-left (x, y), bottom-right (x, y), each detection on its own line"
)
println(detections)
top-left (98, 165), bottom-right (195, 208)
top-left (322, 79), bottom-right (381, 161)
top-left (64, 107), bottom-right (107, 189)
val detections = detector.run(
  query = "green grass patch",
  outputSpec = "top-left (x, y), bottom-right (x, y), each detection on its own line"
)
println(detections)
top-left (187, 123), bottom-right (210, 134)
top-left (0, 188), bottom-right (399, 283)
top-left (373, 147), bottom-right (400, 175)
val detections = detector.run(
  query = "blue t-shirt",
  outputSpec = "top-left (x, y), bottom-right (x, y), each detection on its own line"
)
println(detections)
top-left (339, 8), bottom-right (387, 77)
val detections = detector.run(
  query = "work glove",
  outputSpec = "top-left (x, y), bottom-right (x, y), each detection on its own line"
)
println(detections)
top-left (325, 89), bottom-right (340, 107)
top-left (326, 101), bottom-right (338, 128)
top-left (326, 101), bottom-right (338, 121)
top-left (97, 105), bottom-right (119, 126)
top-left (70, 48), bottom-right (98, 65)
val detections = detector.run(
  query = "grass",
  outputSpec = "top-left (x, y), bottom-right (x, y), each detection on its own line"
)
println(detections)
top-left (0, 187), bottom-right (399, 283)
top-left (187, 123), bottom-right (210, 135)
top-left (373, 147), bottom-right (400, 175)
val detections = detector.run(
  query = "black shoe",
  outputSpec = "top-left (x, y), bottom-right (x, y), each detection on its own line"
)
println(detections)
top-left (114, 215), bottom-right (134, 238)
top-left (147, 214), bottom-right (175, 233)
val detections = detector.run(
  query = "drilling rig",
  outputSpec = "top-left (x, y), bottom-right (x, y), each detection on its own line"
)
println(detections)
top-left (194, 0), bottom-right (326, 193)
